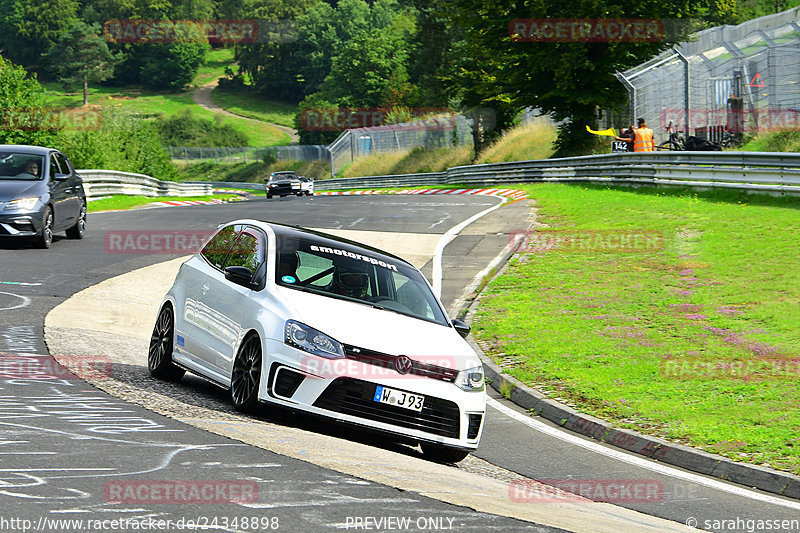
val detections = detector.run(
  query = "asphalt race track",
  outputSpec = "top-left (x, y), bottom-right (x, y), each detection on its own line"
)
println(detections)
top-left (1, 194), bottom-right (799, 533)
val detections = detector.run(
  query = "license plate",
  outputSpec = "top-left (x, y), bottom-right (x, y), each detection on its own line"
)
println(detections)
top-left (373, 385), bottom-right (424, 412)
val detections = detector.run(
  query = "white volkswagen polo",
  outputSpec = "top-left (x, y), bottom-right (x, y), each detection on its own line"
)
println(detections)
top-left (148, 220), bottom-right (486, 462)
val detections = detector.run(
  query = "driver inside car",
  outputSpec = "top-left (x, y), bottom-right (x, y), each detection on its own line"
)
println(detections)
top-left (330, 262), bottom-right (370, 299)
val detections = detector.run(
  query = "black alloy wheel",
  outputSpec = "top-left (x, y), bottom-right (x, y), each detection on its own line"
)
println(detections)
top-left (231, 334), bottom-right (262, 412)
top-left (36, 207), bottom-right (53, 249)
top-left (148, 305), bottom-right (185, 381)
top-left (66, 202), bottom-right (87, 239)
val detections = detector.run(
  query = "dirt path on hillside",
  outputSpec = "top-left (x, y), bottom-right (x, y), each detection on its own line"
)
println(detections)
top-left (193, 78), bottom-right (299, 144)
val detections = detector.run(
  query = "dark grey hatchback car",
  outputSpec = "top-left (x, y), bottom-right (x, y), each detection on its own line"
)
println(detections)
top-left (0, 145), bottom-right (86, 248)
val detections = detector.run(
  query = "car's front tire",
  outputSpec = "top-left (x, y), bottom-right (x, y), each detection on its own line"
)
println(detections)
top-left (66, 202), bottom-right (86, 239)
top-left (231, 334), bottom-right (262, 413)
top-left (148, 305), bottom-right (185, 382)
top-left (420, 443), bottom-right (470, 463)
top-left (35, 206), bottom-right (54, 249)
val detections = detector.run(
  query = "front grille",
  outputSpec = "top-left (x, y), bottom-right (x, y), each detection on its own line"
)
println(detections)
top-left (273, 367), bottom-right (305, 399)
top-left (467, 413), bottom-right (483, 440)
top-left (343, 345), bottom-right (458, 383)
top-left (313, 377), bottom-right (461, 439)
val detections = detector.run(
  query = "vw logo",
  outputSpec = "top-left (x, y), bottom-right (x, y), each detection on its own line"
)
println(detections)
top-left (394, 355), bottom-right (413, 375)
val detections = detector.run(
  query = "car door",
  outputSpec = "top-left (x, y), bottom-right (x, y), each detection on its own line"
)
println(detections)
top-left (55, 152), bottom-right (82, 218)
top-left (48, 153), bottom-right (77, 229)
top-left (193, 225), bottom-right (267, 381)
top-left (176, 225), bottom-right (240, 374)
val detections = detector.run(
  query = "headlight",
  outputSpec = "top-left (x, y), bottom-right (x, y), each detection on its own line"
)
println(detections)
top-left (4, 197), bottom-right (39, 211)
top-left (284, 320), bottom-right (344, 359)
top-left (455, 365), bottom-right (485, 392)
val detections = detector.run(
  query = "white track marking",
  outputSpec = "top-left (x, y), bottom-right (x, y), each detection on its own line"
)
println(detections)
top-left (0, 292), bottom-right (31, 311)
top-left (432, 197), bottom-right (507, 297)
top-left (487, 397), bottom-right (800, 511)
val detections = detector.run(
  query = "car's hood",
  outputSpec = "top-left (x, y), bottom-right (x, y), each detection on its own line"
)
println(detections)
top-left (276, 287), bottom-right (480, 370)
top-left (0, 180), bottom-right (42, 199)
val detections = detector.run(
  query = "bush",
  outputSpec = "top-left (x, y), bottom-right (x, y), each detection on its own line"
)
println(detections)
top-left (155, 109), bottom-right (248, 147)
top-left (0, 56), bottom-right (61, 147)
top-left (58, 110), bottom-right (177, 179)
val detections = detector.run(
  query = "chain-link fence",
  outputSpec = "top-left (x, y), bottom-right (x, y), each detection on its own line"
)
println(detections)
top-left (328, 114), bottom-right (479, 177)
top-left (612, 7), bottom-right (800, 146)
top-left (168, 145), bottom-right (328, 163)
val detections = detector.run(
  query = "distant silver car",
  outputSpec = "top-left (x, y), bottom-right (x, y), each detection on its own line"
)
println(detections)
top-left (298, 176), bottom-right (314, 196)
top-left (0, 145), bottom-right (86, 248)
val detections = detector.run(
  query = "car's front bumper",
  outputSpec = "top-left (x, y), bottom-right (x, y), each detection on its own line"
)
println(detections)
top-left (259, 339), bottom-right (486, 449)
top-left (0, 209), bottom-right (44, 237)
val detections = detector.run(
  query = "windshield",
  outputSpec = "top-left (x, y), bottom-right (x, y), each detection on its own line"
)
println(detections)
top-left (0, 153), bottom-right (45, 181)
top-left (276, 236), bottom-right (449, 326)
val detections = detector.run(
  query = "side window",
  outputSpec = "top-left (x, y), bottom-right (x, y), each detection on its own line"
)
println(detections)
top-left (201, 225), bottom-right (238, 269)
top-left (225, 228), bottom-right (265, 273)
top-left (55, 153), bottom-right (72, 175)
top-left (49, 154), bottom-right (62, 178)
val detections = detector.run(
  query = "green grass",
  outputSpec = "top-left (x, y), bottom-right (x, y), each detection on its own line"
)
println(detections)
top-left (740, 129), bottom-right (800, 152)
top-left (210, 87), bottom-right (297, 128)
top-left (41, 84), bottom-right (289, 147)
top-left (87, 193), bottom-right (240, 212)
top-left (194, 47), bottom-right (236, 86)
top-left (473, 184), bottom-right (800, 474)
top-left (40, 45), bottom-right (290, 147)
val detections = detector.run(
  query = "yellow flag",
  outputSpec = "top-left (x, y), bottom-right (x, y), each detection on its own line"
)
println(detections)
top-left (585, 125), bottom-right (617, 137)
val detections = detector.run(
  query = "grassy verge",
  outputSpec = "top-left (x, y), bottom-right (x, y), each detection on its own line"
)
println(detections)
top-left (473, 184), bottom-right (800, 474)
top-left (739, 129), bottom-right (800, 152)
top-left (211, 87), bottom-right (296, 128)
top-left (88, 194), bottom-right (240, 213)
top-left (336, 120), bottom-right (557, 178)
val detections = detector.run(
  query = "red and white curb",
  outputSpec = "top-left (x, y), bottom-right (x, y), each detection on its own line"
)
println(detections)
top-left (142, 198), bottom-right (232, 209)
top-left (317, 188), bottom-right (529, 201)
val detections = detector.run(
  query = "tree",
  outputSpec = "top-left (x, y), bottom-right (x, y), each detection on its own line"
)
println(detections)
top-left (42, 22), bottom-right (122, 106)
top-left (0, 55), bottom-right (61, 146)
top-left (438, 0), bottom-right (718, 155)
top-left (0, 0), bottom-right (79, 66)
top-left (319, 27), bottom-right (415, 107)
top-left (138, 41), bottom-right (210, 91)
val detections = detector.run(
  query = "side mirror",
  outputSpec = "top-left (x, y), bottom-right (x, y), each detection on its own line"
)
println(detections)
top-left (225, 266), bottom-right (256, 289)
top-left (452, 318), bottom-right (471, 338)
top-left (52, 173), bottom-right (69, 181)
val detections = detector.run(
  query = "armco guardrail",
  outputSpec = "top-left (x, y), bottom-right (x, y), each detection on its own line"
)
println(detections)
top-left (312, 151), bottom-right (800, 195)
top-left (84, 152), bottom-right (800, 199)
top-left (78, 170), bottom-right (215, 200)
